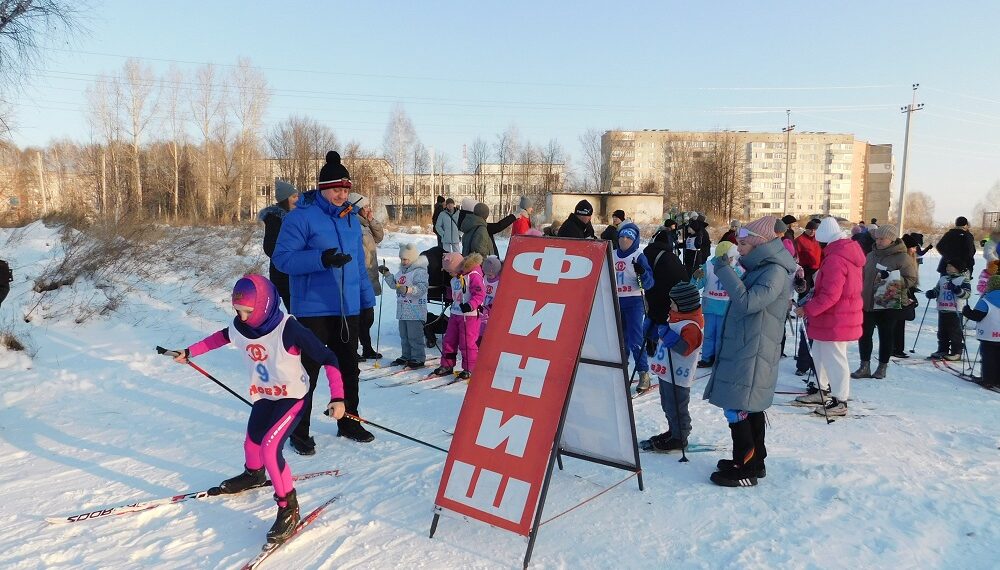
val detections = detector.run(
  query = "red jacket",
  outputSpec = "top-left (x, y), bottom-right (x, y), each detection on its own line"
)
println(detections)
top-left (795, 233), bottom-right (822, 270)
top-left (511, 215), bottom-right (531, 236)
top-left (803, 238), bottom-right (866, 342)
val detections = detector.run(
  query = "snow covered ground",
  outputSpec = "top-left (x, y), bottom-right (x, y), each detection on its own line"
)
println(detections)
top-left (1, 221), bottom-right (998, 569)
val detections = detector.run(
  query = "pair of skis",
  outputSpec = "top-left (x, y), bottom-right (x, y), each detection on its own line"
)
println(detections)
top-left (47, 470), bottom-right (344, 569)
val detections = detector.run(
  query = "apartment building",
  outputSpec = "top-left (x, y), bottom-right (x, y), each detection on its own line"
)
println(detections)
top-left (602, 129), bottom-right (893, 222)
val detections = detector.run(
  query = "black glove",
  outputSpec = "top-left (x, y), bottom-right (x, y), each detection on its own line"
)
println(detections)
top-left (926, 289), bottom-right (938, 299)
top-left (633, 261), bottom-right (645, 276)
top-left (878, 269), bottom-right (890, 279)
top-left (645, 338), bottom-right (657, 357)
top-left (377, 265), bottom-right (390, 274)
top-left (322, 248), bottom-right (352, 268)
top-left (459, 303), bottom-right (473, 313)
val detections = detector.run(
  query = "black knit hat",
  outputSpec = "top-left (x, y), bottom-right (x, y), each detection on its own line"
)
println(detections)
top-left (670, 282), bottom-right (701, 313)
top-left (805, 219), bottom-right (821, 231)
top-left (781, 214), bottom-right (798, 226)
top-left (612, 209), bottom-right (626, 221)
top-left (318, 150), bottom-right (351, 189)
top-left (575, 199), bottom-right (594, 216)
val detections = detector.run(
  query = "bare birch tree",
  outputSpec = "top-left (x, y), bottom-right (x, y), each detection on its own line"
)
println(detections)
top-left (231, 58), bottom-right (269, 220)
top-left (161, 65), bottom-right (186, 219)
top-left (266, 115), bottom-right (337, 191)
top-left (120, 58), bottom-right (159, 217)
top-left (190, 64), bottom-right (226, 220)
top-left (382, 104), bottom-right (417, 221)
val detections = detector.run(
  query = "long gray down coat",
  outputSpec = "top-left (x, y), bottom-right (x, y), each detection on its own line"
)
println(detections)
top-left (703, 238), bottom-right (797, 412)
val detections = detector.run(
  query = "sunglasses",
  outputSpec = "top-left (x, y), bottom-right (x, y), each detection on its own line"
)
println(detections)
top-left (737, 227), bottom-right (764, 239)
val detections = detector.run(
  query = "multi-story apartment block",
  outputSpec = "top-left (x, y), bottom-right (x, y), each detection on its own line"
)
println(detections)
top-left (602, 130), bottom-right (893, 223)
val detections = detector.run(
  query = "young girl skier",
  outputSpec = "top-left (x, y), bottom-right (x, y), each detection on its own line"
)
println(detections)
top-left (170, 274), bottom-right (345, 545)
top-left (432, 252), bottom-right (485, 380)
top-left (379, 243), bottom-right (429, 369)
top-left (478, 255), bottom-right (503, 345)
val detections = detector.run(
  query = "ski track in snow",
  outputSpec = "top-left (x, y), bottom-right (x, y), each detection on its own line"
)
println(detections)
top-left (1, 222), bottom-right (998, 569)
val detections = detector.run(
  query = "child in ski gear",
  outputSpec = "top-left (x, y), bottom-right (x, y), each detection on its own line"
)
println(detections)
top-left (963, 275), bottom-right (1000, 387)
top-left (379, 243), bottom-right (429, 369)
top-left (691, 240), bottom-right (742, 368)
top-left (479, 255), bottom-right (502, 345)
top-left (170, 274), bottom-right (345, 544)
top-left (976, 259), bottom-right (999, 295)
top-left (615, 223), bottom-right (656, 392)
top-left (793, 217), bottom-right (865, 417)
top-left (926, 259), bottom-right (973, 360)
top-left (434, 252), bottom-right (486, 379)
top-left (645, 282), bottom-right (704, 451)
top-left (703, 216), bottom-right (796, 487)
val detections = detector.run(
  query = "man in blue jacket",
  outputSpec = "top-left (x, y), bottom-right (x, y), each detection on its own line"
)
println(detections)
top-left (273, 151), bottom-right (376, 450)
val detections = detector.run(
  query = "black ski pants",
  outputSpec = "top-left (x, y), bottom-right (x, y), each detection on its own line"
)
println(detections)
top-left (293, 315), bottom-right (360, 442)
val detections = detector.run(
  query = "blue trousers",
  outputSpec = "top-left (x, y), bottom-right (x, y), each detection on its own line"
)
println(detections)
top-left (702, 313), bottom-right (725, 360)
top-left (620, 298), bottom-right (648, 373)
top-left (659, 381), bottom-right (691, 440)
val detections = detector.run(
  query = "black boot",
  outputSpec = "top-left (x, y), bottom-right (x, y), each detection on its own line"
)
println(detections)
top-left (217, 465), bottom-right (267, 494)
top-left (289, 435), bottom-right (316, 456)
top-left (266, 489), bottom-right (300, 544)
top-left (710, 417), bottom-right (759, 487)
top-left (337, 417), bottom-right (375, 443)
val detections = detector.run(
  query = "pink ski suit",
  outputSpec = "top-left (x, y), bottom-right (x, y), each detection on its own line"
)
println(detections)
top-left (441, 254), bottom-right (486, 372)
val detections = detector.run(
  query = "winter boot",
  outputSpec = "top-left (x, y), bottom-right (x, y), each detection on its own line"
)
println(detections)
top-left (636, 372), bottom-right (652, 393)
top-left (390, 357), bottom-right (408, 366)
top-left (872, 362), bottom-right (889, 379)
top-left (457, 370), bottom-right (472, 380)
top-left (710, 466), bottom-right (758, 487)
top-left (405, 360), bottom-right (425, 370)
top-left (266, 489), bottom-right (300, 545)
top-left (815, 397), bottom-right (848, 417)
top-left (851, 362), bottom-right (871, 379)
top-left (431, 366), bottom-right (454, 377)
top-left (943, 353), bottom-right (961, 361)
top-left (218, 465), bottom-right (267, 494)
top-left (648, 437), bottom-right (688, 453)
top-left (648, 430), bottom-right (672, 446)
top-left (793, 390), bottom-right (825, 405)
top-left (337, 417), bottom-right (375, 443)
top-left (716, 459), bottom-right (766, 479)
top-left (360, 348), bottom-right (382, 360)
top-left (697, 357), bottom-right (714, 369)
top-left (289, 435), bottom-right (316, 456)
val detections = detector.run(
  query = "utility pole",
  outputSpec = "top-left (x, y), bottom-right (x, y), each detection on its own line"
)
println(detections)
top-left (897, 83), bottom-right (923, 232)
top-left (782, 109), bottom-right (795, 215)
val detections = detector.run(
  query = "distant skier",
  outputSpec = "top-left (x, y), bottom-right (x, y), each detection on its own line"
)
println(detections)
top-left (168, 274), bottom-right (345, 545)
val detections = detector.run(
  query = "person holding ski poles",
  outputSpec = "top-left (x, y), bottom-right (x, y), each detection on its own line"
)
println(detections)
top-left (169, 274), bottom-right (345, 545)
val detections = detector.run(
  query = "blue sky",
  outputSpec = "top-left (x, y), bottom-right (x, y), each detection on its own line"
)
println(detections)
top-left (8, 0), bottom-right (1000, 224)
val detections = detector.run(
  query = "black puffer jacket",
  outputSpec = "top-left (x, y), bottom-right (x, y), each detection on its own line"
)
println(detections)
top-left (935, 227), bottom-right (976, 275)
top-left (641, 239), bottom-right (688, 325)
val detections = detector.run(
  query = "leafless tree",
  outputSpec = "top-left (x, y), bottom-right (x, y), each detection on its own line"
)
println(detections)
top-left (903, 191), bottom-right (936, 234)
top-left (231, 58), bottom-right (269, 221)
top-left (972, 180), bottom-right (1000, 232)
top-left (409, 141), bottom-right (429, 217)
top-left (382, 103), bottom-right (417, 221)
top-left (578, 128), bottom-right (603, 193)
top-left (120, 58), bottom-right (159, 217)
top-left (266, 114), bottom-right (337, 191)
top-left (161, 65), bottom-right (186, 219)
top-left (190, 64), bottom-right (227, 220)
top-left (494, 124), bottom-right (519, 213)
top-left (0, 0), bottom-right (81, 132)
top-left (85, 73), bottom-right (125, 218)
top-left (468, 136), bottom-right (490, 203)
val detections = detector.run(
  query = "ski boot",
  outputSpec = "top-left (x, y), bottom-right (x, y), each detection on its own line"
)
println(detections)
top-left (217, 465), bottom-right (266, 494)
top-left (636, 372), bottom-right (652, 394)
top-left (267, 489), bottom-right (300, 544)
top-left (457, 370), bottom-right (472, 380)
top-left (431, 365), bottom-right (454, 377)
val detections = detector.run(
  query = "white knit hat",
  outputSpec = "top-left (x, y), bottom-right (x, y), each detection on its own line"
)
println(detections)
top-left (815, 217), bottom-right (846, 244)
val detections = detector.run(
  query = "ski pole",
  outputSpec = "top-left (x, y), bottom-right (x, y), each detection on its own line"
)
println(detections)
top-left (910, 302), bottom-right (931, 353)
top-left (374, 258), bottom-right (385, 369)
top-left (156, 346), bottom-right (252, 407)
top-left (345, 413), bottom-right (448, 453)
top-left (798, 318), bottom-right (831, 425)
top-left (960, 316), bottom-right (973, 377)
top-left (665, 348), bottom-right (689, 463)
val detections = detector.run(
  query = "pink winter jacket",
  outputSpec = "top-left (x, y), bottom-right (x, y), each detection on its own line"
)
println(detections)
top-left (803, 238), bottom-right (866, 342)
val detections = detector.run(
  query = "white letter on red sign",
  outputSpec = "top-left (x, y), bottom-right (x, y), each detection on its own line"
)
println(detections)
top-left (493, 352), bottom-right (549, 398)
top-left (443, 460), bottom-right (531, 523)
top-left (512, 247), bottom-right (593, 285)
top-left (475, 408), bottom-right (533, 457)
top-left (509, 300), bottom-right (565, 340)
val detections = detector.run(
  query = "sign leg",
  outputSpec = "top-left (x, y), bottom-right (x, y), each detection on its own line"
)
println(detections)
top-left (429, 513), bottom-right (440, 538)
